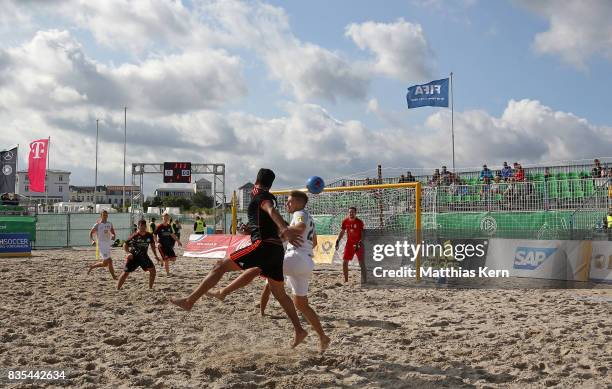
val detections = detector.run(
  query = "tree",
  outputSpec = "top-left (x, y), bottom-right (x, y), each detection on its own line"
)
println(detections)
top-left (151, 196), bottom-right (162, 207)
top-left (192, 192), bottom-right (214, 208)
top-left (162, 196), bottom-right (192, 211)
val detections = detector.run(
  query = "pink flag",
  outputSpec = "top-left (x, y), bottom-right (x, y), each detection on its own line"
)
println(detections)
top-left (28, 139), bottom-right (49, 192)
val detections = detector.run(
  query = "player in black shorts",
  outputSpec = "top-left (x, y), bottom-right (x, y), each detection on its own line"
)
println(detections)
top-left (117, 219), bottom-right (160, 290)
top-left (155, 212), bottom-right (182, 275)
top-left (170, 168), bottom-right (308, 348)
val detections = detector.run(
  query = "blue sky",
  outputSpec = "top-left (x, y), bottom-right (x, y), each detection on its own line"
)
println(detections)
top-left (0, 0), bottom-right (611, 193)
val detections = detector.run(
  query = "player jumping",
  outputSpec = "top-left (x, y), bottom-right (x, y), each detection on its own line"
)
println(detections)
top-left (208, 190), bottom-right (331, 352)
top-left (87, 210), bottom-right (117, 279)
top-left (335, 206), bottom-right (366, 283)
top-left (169, 168), bottom-right (308, 348)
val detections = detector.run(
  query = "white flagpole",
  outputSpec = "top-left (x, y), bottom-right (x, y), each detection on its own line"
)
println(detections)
top-left (45, 136), bottom-right (50, 211)
top-left (123, 106), bottom-right (127, 212)
top-left (95, 119), bottom-right (99, 207)
top-left (450, 72), bottom-right (455, 172)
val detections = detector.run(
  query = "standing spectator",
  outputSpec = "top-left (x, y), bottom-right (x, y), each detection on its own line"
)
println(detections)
top-left (172, 219), bottom-right (182, 241)
top-left (149, 218), bottom-right (157, 234)
top-left (479, 165), bottom-right (493, 181)
top-left (406, 171), bottom-right (416, 182)
top-left (514, 164), bottom-right (525, 182)
top-left (480, 177), bottom-right (491, 196)
top-left (592, 159), bottom-right (602, 178)
top-left (441, 166), bottom-right (451, 185)
top-left (399, 174), bottom-right (406, 183)
top-left (431, 169), bottom-right (441, 185)
top-left (501, 162), bottom-right (513, 181)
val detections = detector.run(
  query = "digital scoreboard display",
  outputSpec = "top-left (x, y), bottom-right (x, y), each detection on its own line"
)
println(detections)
top-left (163, 162), bottom-right (192, 183)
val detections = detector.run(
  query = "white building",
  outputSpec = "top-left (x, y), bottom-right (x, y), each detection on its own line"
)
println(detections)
top-left (70, 185), bottom-right (139, 207)
top-left (237, 182), bottom-right (254, 210)
top-left (194, 178), bottom-right (212, 197)
top-left (154, 187), bottom-right (194, 199)
top-left (16, 170), bottom-right (70, 204)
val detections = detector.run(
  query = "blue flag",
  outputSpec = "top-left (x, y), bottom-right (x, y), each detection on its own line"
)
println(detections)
top-left (406, 78), bottom-right (449, 109)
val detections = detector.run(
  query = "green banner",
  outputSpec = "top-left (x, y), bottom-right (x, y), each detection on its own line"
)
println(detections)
top-left (0, 216), bottom-right (36, 241)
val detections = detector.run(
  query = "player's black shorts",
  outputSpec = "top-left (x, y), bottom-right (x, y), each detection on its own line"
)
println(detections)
top-left (229, 240), bottom-right (284, 281)
top-left (158, 244), bottom-right (176, 260)
top-left (125, 252), bottom-right (155, 272)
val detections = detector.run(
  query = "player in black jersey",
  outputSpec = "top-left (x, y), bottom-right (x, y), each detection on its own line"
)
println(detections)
top-left (170, 168), bottom-right (308, 348)
top-left (117, 219), bottom-right (161, 290)
top-left (155, 212), bottom-right (182, 275)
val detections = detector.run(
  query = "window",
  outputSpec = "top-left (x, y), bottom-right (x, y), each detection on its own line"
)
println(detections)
top-left (59, 186), bottom-right (63, 192)
top-left (25, 185), bottom-right (29, 192)
top-left (59, 176), bottom-right (63, 182)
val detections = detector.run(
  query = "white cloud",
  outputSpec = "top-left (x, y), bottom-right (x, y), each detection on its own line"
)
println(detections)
top-left (346, 19), bottom-right (434, 82)
top-left (519, 0), bottom-right (612, 69)
top-left (0, 29), bottom-right (246, 113)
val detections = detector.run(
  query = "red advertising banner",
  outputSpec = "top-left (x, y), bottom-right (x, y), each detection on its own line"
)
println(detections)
top-left (184, 234), bottom-right (252, 259)
top-left (28, 139), bottom-right (49, 193)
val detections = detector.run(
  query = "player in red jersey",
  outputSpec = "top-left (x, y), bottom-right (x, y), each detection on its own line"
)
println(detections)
top-left (335, 207), bottom-right (366, 283)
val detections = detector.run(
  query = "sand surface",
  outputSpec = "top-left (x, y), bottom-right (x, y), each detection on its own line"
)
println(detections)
top-left (1, 246), bottom-right (611, 388)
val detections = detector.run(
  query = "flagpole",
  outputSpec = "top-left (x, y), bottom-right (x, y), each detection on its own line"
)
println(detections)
top-left (123, 106), bottom-right (127, 212)
top-left (95, 118), bottom-right (99, 207)
top-left (450, 72), bottom-right (455, 172)
top-left (45, 136), bottom-right (50, 212)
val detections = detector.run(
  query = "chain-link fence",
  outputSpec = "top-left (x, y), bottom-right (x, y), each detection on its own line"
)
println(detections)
top-left (34, 213), bottom-right (133, 248)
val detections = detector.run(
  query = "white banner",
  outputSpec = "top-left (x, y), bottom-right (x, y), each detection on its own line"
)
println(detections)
top-left (588, 241), bottom-right (612, 282)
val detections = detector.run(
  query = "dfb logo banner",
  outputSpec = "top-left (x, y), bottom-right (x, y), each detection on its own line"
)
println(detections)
top-left (28, 139), bottom-right (49, 193)
top-left (406, 78), bottom-right (449, 109)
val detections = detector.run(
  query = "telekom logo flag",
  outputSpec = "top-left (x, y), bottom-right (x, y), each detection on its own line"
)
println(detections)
top-left (28, 139), bottom-right (49, 192)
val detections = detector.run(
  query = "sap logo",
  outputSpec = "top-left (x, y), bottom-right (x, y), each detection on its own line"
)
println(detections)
top-left (514, 247), bottom-right (557, 270)
top-left (414, 85), bottom-right (441, 95)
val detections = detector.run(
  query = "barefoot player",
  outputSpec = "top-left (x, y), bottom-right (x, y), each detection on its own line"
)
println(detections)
top-left (117, 219), bottom-right (160, 290)
top-left (209, 190), bottom-right (331, 352)
top-left (336, 207), bottom-right (367, 283)
top-left (169, 168), bottom-right (308, 348)
top-left (155, 212), bottom-right (182, 275)
top-left (87, 210), bottom-right (117, 279)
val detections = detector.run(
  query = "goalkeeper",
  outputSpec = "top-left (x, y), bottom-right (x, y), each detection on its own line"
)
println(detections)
top-left (335, 207), bottom-right (366, 283)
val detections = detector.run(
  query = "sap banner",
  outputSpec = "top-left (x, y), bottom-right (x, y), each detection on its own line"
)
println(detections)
top-left (485, 239), bottom-right (592, 281)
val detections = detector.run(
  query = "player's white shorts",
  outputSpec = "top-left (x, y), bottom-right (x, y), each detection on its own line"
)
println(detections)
top-left (98, 242), bottom-right (112, 260)
top-left (283, 250), bottom-right (314, 297)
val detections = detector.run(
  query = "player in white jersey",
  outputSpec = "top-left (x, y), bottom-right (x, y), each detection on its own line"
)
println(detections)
top-left (87, 210), bottom-right (117, 279)
top-left (207, 190), bottom-right (330, 352)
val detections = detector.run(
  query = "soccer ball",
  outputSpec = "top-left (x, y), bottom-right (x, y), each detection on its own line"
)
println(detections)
top-left (306, 176), bottom-right (325, 194)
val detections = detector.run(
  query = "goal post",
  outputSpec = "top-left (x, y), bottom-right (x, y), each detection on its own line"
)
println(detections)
top-left (266, 182), bottom-right (423, 281)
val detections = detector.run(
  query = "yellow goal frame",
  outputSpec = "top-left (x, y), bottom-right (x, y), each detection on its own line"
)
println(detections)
top-left (268, 182), bottom-right (423, 281)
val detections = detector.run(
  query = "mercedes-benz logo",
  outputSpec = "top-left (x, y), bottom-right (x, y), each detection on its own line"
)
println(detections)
top-left (2, 151), bottom-right (13, 161)
top-left (2, 165), bottom-right (12, 176)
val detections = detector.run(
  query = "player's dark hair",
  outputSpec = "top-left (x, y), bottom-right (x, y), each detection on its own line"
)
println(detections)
top-left (138, 219), bottom-right (147, 226)
top-left (151, 218), bottom-right (156, 222)
top-left (349, 206), bottom-right (357, 212)
top-left (290, 190), bottom-right (308, 205)
top-left (256, 168), bottom-right (275, 189)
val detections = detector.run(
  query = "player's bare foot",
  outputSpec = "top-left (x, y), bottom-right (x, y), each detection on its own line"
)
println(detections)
top-left (292, 328), bottom-right (308, 348)
top-left (169, 297), bottom-right (193, 311)
top-left (319, 335), bottom-right (331, 353)
top-left (205, 290), bottom-right (226, 301)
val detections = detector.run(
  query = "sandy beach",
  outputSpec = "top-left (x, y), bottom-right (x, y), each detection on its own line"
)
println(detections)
top-left (1, 247), bottom-right (611, 388)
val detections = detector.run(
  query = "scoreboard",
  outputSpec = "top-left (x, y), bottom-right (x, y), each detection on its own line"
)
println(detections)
top-left (163, 162), bottom-right (191, 183)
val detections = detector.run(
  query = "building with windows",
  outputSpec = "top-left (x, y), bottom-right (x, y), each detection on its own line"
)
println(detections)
top-left (194, 178), bottom-right (212, 197)
top-left (236, 182), bottom-right (254, 210)
top-left (15, 170), bottom-right (70, 204)
top-left (70, 185), bottom-right (139, 207)
top-left (154, 187), bottom-right (195, 199)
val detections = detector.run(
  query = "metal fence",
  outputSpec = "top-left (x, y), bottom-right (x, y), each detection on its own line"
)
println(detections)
top-left (34, 213), bottom-right (133, 248)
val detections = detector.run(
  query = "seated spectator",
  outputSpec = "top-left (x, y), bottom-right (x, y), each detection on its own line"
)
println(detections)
top-left (480, 177), bottom-right (491, 195)
top-left (479, 164), bottom-right (493, 181)
top-left (501, 162), bottom-right (513, 181)
top-left (592, 159), bottom-right (602, 178)
top-left (544, 167), bottom-right (552, 181)
top-left (514, 164), bottom-right (525, 182)
top-left (490, 176), bottom-right (502, 194)
top-left (406, 171), bottom-right (416, 182)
